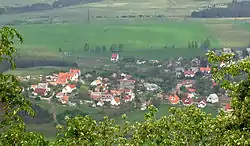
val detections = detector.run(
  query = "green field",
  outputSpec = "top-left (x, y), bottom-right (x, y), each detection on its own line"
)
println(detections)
top-left (5, 66), bottom-right (70, 76)
top-left (15, 21), bottom-right (219, 49)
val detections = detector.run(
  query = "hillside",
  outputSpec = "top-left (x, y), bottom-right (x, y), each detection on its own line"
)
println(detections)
top-left (1, 0), bottom-right (233, 17)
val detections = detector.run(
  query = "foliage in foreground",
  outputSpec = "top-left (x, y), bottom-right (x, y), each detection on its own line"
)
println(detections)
top-left (0, 26), bottom-right (249, 145)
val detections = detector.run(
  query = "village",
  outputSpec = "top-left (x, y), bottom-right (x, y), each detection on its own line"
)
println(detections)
top-left (18, 47), bottom-right (250, 115)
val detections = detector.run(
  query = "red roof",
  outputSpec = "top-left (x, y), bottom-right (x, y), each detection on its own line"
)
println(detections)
top-left (199, 99), bottom-right (207, 105)
top-left (225, 103), bottom-right (232, 111)
top-left (184, 71), bottom-right (195, 75)
top-left (111, 53), bottom-right (118, 58)
top-left (187, 88), bottom-right (196, 93)
top-left (124, 95), bottom-right (131, 100)
top-left (67, 84), bottom-right (76, 89)
top-left (70, 69), bottom-right (80, 74)
top-left (182, 98), bottom-right (194, 105)
top-left (200, 67), bottom-right (211, 72)
top-left (34, 88), bottom-right (46, 96)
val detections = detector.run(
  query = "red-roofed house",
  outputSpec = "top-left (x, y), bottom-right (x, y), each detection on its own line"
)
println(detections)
top-left (60, 96), bottom-right (69, 104)
top-left (197, 99), bottom-right (207, 108)
top-left (70, 69), bottom-right (81, 77)
top-left (111, 53), bottom-right (119, 62)
top-left (111, 97), bottom-right (121, 106)
top-left (182, 98), bottom-right (194, 106)
top-left (56, 92), bottom-right (64, 99)
top-left (123, 95), bottom-right (133, 102)
top-left (168, 95), bottom-right (180, 105)
top-left (200, 67), bottom-right (211, 74)
top-left (62, 84), bottom-right (76, 94)
top-left (90, 92), bottom-right (101, 100)
top-left (184, 70), bottom-right (195, 78)
top-left (33, 88), bottom-right (47, 96)
top-left (187, 88), bottom-right (196, 93)
top-left (224, 103), bottom-right (233, 112)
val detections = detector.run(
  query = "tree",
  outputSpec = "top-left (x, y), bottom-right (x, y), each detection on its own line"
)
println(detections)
top-left (194, 41), bottom-right (198, 48)
top-left (102, 45), bottom-right (106, 52)
top-left (118, 44), bottom-right (124, 51)
top-left (188, 42), bottom-right (191, 48)
top-left (203, 37), bottom-right (211, 49)
top-left (58, 48), bottom-right (62, 52)
top-left (83, 43), bottom-right (90, 52)
top-left (0, 26), bottom-right (48, 144)
top-left (78, 86), bottom-right (89, 100)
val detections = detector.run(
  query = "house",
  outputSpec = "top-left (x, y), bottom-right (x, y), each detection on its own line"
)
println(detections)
top-left (56, 92), bottom-right (64, 99)
top-left (90, 92), bottom-right (101, 100)
top-left (111, 53), bottom-right (119, 61)
top-left (69, 69), bottom-right (81, 77)
top-left (56, 73), bottom-right (69, 85)
top-left (30, 84), bottom-right (37, 90)
top-left (144, 83), bottom-right (159, 91)
top-left (97, 101), bottom-right (104, 107)
top-left (246, 48), bottom-right (250, 56)
top-left (168, 95), bottom-right (180, 105)
top-left (184, 70), bottom-right (195, 78)
top-left (33, 88), bottom-right (47, 96)
top-left (62, 84), bottom-right (76, 94)
top-left (182, 98), bottom-right (194, 106)
top-left (123, 95), bottom-right (133, 102)
top-left (100, 93), bottom-right (113, 101)
top-left (200, 67), bottom-right (211, 74)
top-left (111, 97), bottom-right (121, 106)
top-left (197, 99), bottom-right (207, 108)
top-left (119, 78), bottom-right (136, 89)
top-left (141, 102), bottom-right (147, 111)
top-left (207, 93), bottom-right (219, 103)
top-left (187, 88), bottom-right (196, 93)
top-left (223, 48), bottom-right (232, 54)
top-left (37, 83), bottom-right (48, 89)
top-left (90, 80), bottom-right (102, 86)
top-left (60, 96), bottom-right (69, 104)
top-left (224, 103), bottom-right (233, 112)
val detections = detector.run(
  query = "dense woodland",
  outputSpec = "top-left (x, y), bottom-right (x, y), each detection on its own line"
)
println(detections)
top-left (191, 1), bottom-right (250, 18)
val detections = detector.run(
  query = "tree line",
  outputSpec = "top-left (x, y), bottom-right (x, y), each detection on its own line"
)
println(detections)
top-left (0, 0), bottom-right (102, 15)
top-left (0, 26), bottom-right (249, 145)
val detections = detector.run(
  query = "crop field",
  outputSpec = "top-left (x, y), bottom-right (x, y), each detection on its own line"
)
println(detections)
top-left (15, 21), bottom-right (218, 49)
top-left (11, 19), bottom-right (250, 60)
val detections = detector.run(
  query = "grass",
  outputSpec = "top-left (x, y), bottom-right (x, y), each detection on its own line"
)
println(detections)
top-left (4, 66), bottom-right (70, 76)
top-left (15, 21), bottom-right (218, 49)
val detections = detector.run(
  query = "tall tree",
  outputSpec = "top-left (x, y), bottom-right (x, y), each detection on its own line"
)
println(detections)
top-left (0, 26), bottom-right (48, 145)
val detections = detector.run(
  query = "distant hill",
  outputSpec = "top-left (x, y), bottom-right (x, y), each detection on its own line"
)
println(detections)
top-left (191, 1), bottom-right (250, 18)
top-left (0, 0), bottom-right (102, 15)
top-left (0, 0), bottom-right (234, 17)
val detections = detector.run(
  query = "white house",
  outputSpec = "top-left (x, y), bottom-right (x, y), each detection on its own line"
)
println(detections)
top-left (207, 93), bottom-right (219, 103)
top-left (97, 101), bottom-right (104, 107)
top-left (62, 84), bottom-right (76, 94)
top-left (110, 97), bottom-right (121, 106)
top-left (144, 83), bottom-right (159, 91)
top-left (141, 103), bottom-right (147, 111)
top-left (56, 92), bottom-right (64, 99)
top-left (90, 80), bottom-right (102, 86)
